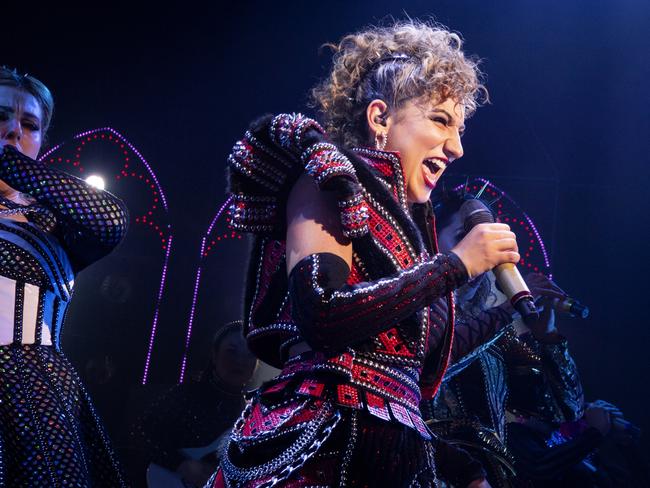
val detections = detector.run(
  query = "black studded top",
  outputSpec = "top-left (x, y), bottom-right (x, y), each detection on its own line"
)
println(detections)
top-left (0, 147), bottom-right (130, 485)
top-left (0, 145), bottom-right (128, 272)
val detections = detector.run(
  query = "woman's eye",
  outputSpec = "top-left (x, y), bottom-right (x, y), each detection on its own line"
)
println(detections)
top-left (23, 121), bottom-right (40, 131)
top-left (432, 117), bottom-right (449, 126)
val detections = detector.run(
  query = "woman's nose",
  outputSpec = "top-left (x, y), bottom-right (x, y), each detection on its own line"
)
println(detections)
top-left (2, 117), bottom-right (22, 142)
top-left (444, 131), bottom-right (464, 161)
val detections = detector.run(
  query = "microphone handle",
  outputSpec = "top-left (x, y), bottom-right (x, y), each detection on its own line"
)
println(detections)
top-left (492, 263), bottom-right (538, 323)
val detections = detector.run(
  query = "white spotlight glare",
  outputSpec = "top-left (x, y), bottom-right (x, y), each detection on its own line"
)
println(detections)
top-left (85, 175), bottom-right (106, 190)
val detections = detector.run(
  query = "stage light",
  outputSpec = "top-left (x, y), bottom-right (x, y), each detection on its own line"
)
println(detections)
top-left (40, 127), bottom-right (174, 385)
top-left (85, 174), bottom-right (106, 190)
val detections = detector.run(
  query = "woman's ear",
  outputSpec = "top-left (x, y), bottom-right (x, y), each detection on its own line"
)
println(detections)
top-left (366, 99), bottom-right (390, 140)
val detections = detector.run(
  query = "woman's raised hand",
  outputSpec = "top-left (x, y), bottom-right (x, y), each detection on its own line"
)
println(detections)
top-left (450, 223), bottom-right (519, 279)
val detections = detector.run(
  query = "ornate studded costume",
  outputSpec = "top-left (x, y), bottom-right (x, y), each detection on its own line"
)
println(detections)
top-left (424, 275), bottom-right (585, 488)
top-left (504, 331), bottom-right (591, 487)
top-left (209, 114), bottom-right (512, 487)
top-left (0, 145), bottom-right (128, 487)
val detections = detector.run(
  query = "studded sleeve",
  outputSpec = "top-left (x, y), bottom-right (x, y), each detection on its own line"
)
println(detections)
top-left (526, 334), bottom-right (585, 422)
top-left (288, 251), bottom-right (468, 353)
top-left (452, 304), bottom-right (514, 363)
top-left (0, 145), bottom-right (128, 270)
top-left (427, 300), bottom-right (514, 377)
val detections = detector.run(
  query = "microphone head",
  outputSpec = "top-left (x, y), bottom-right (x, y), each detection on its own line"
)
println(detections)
top-left (570, 302), bottom-right (590, 319)
top-left (459, 198), bottom-right (495, 233)
top-left (559, 298), bottom-right (590, 319)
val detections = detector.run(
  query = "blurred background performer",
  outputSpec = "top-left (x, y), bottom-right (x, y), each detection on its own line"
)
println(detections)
top-left (0, 67), bottom-right (128, 486)
top-left (424, 190), bottom-right (647, 487)
top-left (423, 190), bottom-right (581, 487)
top-left (209, 20), bottom-right (524, 487)
top-left (130, 321), bottom-right (257, 488)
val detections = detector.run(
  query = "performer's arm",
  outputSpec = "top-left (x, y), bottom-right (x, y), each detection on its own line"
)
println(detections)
top-left (528, 332), bottom-right (584, 421)
top-left (289, 251), bottom-right (468, 353)
top-left (421, 299), bottom-right (513, 384)
top-left (453, 303), bottom-right (513, 362)
top-left (0, 145), bottom-right (128, 270)
top-left (444, 271), bottom-right (569, 374)
top-left (286, 174), bottom-right (468, 353)
top-left (521, 273), bottom-right (585, 421)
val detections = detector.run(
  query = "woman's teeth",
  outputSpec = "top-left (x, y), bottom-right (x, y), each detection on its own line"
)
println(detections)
top-left (423, 158), bottom-right (447, 174)
top-left (422, 159), bottom-right (447, 189)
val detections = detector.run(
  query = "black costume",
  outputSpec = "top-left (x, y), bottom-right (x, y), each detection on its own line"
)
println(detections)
top-left (0, 146), bottom-right (128, 487)
top-left (423, 273), bottom-right (585, 487)
top-left (209, 114), bottom-right (511, 487)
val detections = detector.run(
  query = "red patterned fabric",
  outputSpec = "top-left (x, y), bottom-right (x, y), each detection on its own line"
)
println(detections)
top-left (377, 328), bottom-right (416, 358)
top-left (367, 205), bottom-right (415, 268)
top-left (296, 379), bottom-right (325, 397)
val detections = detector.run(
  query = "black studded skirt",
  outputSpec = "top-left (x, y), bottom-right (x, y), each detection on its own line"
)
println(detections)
top-left (0, 344), bottom-right (128, 487)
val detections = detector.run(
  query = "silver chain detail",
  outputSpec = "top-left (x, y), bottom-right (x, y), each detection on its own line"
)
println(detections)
top-left (221, 401), bottom-right (341, 486)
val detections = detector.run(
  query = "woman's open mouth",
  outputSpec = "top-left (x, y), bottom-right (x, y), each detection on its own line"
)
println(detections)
top-left (422, 158), bottom-right (447, 189)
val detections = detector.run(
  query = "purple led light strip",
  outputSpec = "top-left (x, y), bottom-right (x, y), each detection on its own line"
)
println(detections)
top-left (474, 177), bottom-right (551, 272)
top-left (521, 211), bottom-right (551, 271)
top-left (206, 195), bottom-right (234, 236)
top-left (142, 233), bottom-right (174, 384)
top-left (39, 127), bottom-right (173, 384)
top-left (178, 196), bottom-right (234, 383)
top-left (178, 239), bottom-right (206, 383)
top-left (65, 127), bottom-right (172, 383)
top-left (73, 128), bottom-right (169, 211)
top-left (39, 143), bottom-right (66, 161)
top-left (42, 128), bottom-right (168, 211)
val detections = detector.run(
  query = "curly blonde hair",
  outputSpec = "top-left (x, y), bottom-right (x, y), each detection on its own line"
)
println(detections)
top-left (311, 20), bottom-right (487, 147)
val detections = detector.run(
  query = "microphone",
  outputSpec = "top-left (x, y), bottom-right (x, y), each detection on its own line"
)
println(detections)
top-left (554, 297), bottom-right (590, 319)
top-left (493, 280), bottom-right (589, 319)
top-left (459, 199), bottom-right (539, 324)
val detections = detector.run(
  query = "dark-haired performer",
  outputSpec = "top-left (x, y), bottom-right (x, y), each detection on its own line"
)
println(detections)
top-left (424, 191), bottom-right (643, 487)
top-left (0, 67), bottom-right (128, 486)
top-left (422, 191), bottom-right (579, 487)
top-left (130, 321), bottom-right (257, 487)
top-left (209, 20), bottom-right (522, 487)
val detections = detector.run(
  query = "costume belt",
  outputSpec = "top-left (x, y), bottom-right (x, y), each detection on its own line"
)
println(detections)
top-left (0, 274), bottom-right (62, 346)
top-left (264, 350), bottom-right (431, 439)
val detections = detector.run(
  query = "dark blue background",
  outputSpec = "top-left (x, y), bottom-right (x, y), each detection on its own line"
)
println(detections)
top-left (5, 0), bottom-right (649, 463)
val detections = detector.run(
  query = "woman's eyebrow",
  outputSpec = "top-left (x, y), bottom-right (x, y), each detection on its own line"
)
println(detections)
top-left (430, 108), bottom-right (465, 132)
top-left (0, 106), bottom-right (41, 122)
top-left (22, 112), bottom-right (41, 123)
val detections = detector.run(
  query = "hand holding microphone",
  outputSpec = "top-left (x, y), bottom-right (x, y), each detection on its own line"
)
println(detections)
top-left (450, 222), bottom-right (520, 279)
top-left (453, 199), bottom-right (539, 324)
top-left (452, 223), bottom-right (519, 279)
